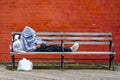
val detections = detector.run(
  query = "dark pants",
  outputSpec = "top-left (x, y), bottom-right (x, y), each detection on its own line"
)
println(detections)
top-left (34, 44), bottom-right (72, 52)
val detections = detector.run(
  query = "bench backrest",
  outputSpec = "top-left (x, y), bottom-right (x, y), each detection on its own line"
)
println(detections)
top-left (11, 32), bottom-right (114, 52)
top-left (35, 32), bottom-right (112, 44)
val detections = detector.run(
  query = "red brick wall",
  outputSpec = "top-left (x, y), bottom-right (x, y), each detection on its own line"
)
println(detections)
top-left (0, 0), bottom-right (120, 62)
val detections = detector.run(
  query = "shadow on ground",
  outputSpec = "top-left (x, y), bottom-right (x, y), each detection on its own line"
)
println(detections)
top-left (6, 62), bottom-right (117, 70)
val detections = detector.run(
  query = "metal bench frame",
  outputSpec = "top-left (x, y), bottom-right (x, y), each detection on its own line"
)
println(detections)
top-left (10, 32), bottom-right (116, 70)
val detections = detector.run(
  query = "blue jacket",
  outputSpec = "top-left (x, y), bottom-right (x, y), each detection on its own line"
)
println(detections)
top-left (19, 26), bottom-right (45, 52)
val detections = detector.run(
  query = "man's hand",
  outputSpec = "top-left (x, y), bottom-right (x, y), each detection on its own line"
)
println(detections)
top-left (36, 44), bottom-right (41, 48)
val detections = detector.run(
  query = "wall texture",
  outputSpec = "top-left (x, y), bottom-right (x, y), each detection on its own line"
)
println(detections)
top-left (0, 0), bottom-right (120, 62)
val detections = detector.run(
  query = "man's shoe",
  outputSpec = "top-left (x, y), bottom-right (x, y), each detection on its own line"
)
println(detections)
top-left (70, 42), bottom-right (79, 52)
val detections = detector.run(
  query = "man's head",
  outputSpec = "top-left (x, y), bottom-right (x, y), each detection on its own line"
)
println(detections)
top-left (22, 26), bottom-right (36, 42)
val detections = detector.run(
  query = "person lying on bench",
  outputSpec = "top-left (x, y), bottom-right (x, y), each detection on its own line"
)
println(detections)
top-left (13, 26), bottom-right (79, 53)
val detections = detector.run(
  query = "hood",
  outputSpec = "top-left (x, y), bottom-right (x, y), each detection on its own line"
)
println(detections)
top-left (22, 26), bottom-right (36, 42)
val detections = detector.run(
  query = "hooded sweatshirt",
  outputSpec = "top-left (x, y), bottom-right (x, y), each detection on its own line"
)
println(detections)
top-left (20, 26), bottom-right (45, 52)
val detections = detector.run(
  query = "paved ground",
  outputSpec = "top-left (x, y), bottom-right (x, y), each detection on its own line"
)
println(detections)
top-left (0, 64), bottom-right (120, 80)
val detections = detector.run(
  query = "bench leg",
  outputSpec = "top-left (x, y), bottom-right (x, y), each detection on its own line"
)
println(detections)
top-left (61, 39), bottom-right (64, 71)
top-left (109, 55), bottom-right (112, 68)
top-left (111, 55), bottom-right (115, 71)
top-left (61, 54), bottom-right (64, 71)
top-left (111, 59), bottom-right (115, 71)
top-left (11, 54), bottom-right (15, 70)
top-left (109, 54), bottom-right (115, 71)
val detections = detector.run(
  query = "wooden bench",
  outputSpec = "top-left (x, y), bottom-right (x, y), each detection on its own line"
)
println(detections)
top-left (10, 32), bottom-right (116, 70)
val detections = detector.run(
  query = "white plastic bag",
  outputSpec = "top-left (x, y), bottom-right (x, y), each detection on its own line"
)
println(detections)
top-left (13, 39), bottom-right (26, 53)
top-left (17, 58), bottom-right (33, 71)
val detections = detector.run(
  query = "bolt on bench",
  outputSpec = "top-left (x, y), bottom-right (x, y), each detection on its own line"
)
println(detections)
top-left (10, 32), bottom-right (116, 70)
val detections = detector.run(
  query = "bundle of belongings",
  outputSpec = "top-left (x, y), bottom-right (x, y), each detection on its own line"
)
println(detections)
top-left (11, 26), bottom-right (45, 53)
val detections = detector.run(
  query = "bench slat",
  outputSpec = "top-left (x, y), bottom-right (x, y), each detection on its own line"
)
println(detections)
top-left (10, 51), bottom-right (115, 55)
top-left (12, 32), bottom-right (112, 36)
top-left (39, 37), bottom-right (112, 40)
top-left (46, 42), bottom-right (110, 44)
top-left (36, 32), bottom-right (112, 36)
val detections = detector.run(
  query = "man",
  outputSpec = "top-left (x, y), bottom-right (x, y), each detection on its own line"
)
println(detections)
top-left (13, 26), bottom-right (79, 53)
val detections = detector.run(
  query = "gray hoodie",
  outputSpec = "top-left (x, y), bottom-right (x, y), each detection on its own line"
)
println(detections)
top-left (20, 26), bottom-right (45, 52)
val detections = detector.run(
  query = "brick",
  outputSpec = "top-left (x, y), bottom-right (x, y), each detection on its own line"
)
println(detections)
top-left (0, 0), bottom-right (120, 62)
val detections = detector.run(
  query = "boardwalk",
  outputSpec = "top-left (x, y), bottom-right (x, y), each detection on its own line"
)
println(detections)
top-left (0, 64), bottom-right (120, 80)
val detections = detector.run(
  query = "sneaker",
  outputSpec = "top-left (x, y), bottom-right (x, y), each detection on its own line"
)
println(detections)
top-left (70, 42), bottom-right (79, 52)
